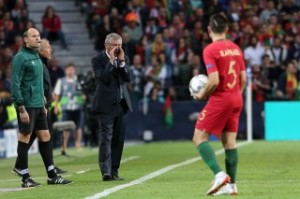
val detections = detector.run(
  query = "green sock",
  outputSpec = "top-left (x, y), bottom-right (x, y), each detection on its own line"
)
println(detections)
top-left (197, 141), bottom-right (222, 175)
top-left (225, 148), bottom-right (238, 183)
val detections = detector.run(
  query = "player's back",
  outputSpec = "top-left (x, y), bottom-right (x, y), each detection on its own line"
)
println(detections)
top-left (203, 39), bottom-right (245, 94)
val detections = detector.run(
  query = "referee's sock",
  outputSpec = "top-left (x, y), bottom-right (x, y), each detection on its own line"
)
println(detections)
top-left (39, 141), bottom-right (56, 178)
top-left (17, 141), bottom-right (30, 181)
top-left (15, 134), bottom-right (37, 169)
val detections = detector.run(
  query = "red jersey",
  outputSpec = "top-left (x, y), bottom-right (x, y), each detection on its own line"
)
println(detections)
top-left (203, 39), bottom-right (245, 94)
top-left (196, 39), bottom-right (245, 136)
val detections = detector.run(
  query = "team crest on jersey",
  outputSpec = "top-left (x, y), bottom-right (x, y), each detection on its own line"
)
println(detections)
top-left (206, 63), bottom-right (213, 69)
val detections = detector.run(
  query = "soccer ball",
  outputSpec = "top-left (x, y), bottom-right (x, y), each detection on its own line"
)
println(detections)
top-left (189, 74), bottom-right (208, 95)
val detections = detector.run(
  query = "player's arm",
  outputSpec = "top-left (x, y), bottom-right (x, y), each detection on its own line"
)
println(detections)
top-left (240, 70), bottom-right (246, 93)
top-left (239, 52), bottom-right (247, 93)
top-left (194, 71), bottom-right (219, 100)
top-left (192, 46), bottom-right (219, 100)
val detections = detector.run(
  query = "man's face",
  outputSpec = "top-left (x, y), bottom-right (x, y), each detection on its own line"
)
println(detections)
top-left (105, 39), bottom-right (122, 55)
top-left (65, 66), bottom-right (75, 77)
top-left (40, 42), bottom-right (53, 59)
top-left (24, 29), bottom-right (41, 50)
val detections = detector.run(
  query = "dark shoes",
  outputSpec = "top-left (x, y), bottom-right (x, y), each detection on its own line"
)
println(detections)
top-left (47, 176), bottom-right (73, 185)
top-left (102, 173), bottom-right (124, 181)
top-left (112, 174), bottom-right (124, 181)
top-left (54, 166), bottom-right (67, 174)
top-left (22, 177), bottom-right (41, 188)
top-left (102, 173), bottom-right (111, 181)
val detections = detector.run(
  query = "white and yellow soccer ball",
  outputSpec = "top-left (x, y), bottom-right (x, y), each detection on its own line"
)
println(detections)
top-left (189, 74), bottom-right (208, 95)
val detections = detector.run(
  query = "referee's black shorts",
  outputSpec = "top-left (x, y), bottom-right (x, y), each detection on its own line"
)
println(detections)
top-left (17, 107), bottom-right (49, 135)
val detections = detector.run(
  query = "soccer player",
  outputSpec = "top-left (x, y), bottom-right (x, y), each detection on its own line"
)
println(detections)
top-left (192, 13), bottom-right (247, 195)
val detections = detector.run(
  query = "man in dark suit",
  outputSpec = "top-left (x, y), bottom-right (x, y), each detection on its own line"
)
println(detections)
top-left (91, 33), bottom-right (132, 181)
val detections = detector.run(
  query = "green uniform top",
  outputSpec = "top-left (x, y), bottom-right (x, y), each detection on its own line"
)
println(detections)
top-left (10, 45), bottom-right (45, 108)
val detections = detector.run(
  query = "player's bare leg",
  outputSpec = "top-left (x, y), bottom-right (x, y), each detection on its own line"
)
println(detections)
top-left (74, 128), bottom-right (82, 150)
top-left (193, 129), bottom-right (230, 195)
top-left (213, 132), bottom-right (239, 195)
top-left (62, 130), bottom-right (70, 155)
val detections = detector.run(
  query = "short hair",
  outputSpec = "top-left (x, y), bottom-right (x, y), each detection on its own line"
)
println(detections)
top-left (23, 30), bottom-right (28, 37)
top-left (39, 38), bottom-right (50, 51)
top-left (65, 63), bottom-right (75, 69)
top-left (209, 13), bottom-right (228, 34)
top-left (105, 33), bottom-right (122, 44)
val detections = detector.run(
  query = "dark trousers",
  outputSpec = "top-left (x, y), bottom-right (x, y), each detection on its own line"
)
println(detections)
top-left (97, 101), bottom-right (127, 176)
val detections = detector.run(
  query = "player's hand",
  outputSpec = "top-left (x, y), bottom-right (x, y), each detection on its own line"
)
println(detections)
top-left (43, 107), bottom-right (48, 116)
top-left (20, 111), bottom-right (30, 124)
top-left (191, 89), bottom-right (207, 100)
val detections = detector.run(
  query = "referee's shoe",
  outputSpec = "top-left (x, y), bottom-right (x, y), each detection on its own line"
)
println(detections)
top-left (47, 176), bottom-right (73, 185)
top-left (22, 177), bottom-right (41, 188)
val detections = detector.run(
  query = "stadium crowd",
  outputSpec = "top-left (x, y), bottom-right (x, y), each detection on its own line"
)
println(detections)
top-left (1, 0), bottom-right (300, 136)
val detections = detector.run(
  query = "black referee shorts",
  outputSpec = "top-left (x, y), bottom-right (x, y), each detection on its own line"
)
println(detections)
top-left (17, 107), bottom-right (49, 135)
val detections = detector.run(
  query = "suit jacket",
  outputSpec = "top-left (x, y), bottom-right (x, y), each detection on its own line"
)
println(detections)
top-left (91, 50), bottom-right (132, 114)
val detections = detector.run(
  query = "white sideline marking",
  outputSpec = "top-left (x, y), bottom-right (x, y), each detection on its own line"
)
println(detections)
top-left (121, 156), bottom-right (139, 164)
top-left (0, 187), bottom-right (30, 192)
top-left (1, 156), bottom-right (139, 183)
top-left (77, 169), bottom-right (90, 174)
top-left (85, 141), bottom-right (251, 199)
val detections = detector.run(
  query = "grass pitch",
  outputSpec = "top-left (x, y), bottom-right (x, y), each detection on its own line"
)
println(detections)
top-left (0, 141), bottom-right (300, 199)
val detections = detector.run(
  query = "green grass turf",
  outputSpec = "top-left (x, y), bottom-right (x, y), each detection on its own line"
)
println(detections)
top-left (0, 141), bottom-right (300, 199)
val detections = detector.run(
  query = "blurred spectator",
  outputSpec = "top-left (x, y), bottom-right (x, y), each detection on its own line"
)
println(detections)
top-left (53, 63), bottom-right (85, 155)
top-left (48, 58), bottom-right (65, 88)
top-left (157, 7), bottom-right (169, 30)
top-left (129, 54), bottom-right (145, 102)
top-left (168, 14), bottom-right (185, 40)
top-left (190, 20), bottom-right (204, 54)
top-left (1, 12), bottom-right (15, 45)
top-left (265, 36), bottom-right (288, 66)
top-left (42, 5), bottom-right (68, 49)
top-left (161, 28), bottom-right (176, 54)
top-left (94, 14), bottom-right (112, 51)
top-left (144, 17), bottom-right (159, 41)
top-left (0, 0), bottom-right (6, 20)
top-left (280, 0), bottom-right (300, 14)
top-left (110, 7), bottom-right (123, 34)
top-left (158, 52), bottom-right (171, 81)
top-left (123, 12), bottom-right (143, 44)
top-left (171, 37), bottom-right (191, 68)
top-left (121, 31), bottom-right (136, 64)
top-left (174, 50), bottom-right (194, 86)
top-left (252, 65), bottom-right (272, 102)
top-left (135, 35), bottom-right (149, 64)
top-left (260, 54), bottom-right (278, 88)
top-left (145, 33), bottom-right (169, 65)
top-left (276, 61), bottom-right (299, 100)
top-left (11, 35), bottom-right (22, 54)
top-left (0, 45), bottom-right (13, 71)
top-left (144, 55), bottom-right (168, 96)
top-left (244, 35), bottom-right (266, 67)
top-left (287, 34), bottom-right (300, 61)
top-left (259, 0), bottom-right (278, 23)
top-left (148, 81), bottom-right (165, 103)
